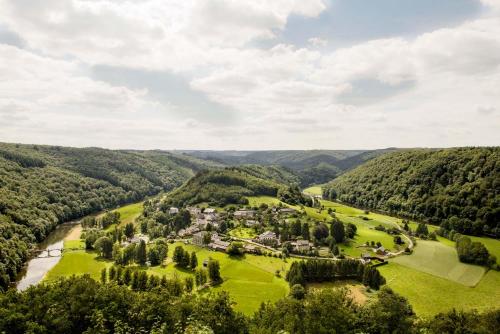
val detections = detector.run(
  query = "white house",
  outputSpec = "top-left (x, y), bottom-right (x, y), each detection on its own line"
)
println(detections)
top-left (293, 239), bottom-right (311, 252)
top-left (258, 231), bottom-right (277, 245)
top-left (169, 207), bottom-right (179, 215)
top-left (234, 209), bottom-right (256, 218)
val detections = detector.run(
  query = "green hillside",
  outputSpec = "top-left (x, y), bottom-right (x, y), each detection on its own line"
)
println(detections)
top-left (184, 149), bottom-right (396, 186)
top-left (0, 142), bottom-right (217, 290)
top-left (164, 165), bottom-right (308, 207)
top-left (323, 148), bottom-right (500, 237)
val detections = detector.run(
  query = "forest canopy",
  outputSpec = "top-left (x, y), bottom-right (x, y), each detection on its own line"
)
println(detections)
top-left (323, 148), bottom-right (500, 237)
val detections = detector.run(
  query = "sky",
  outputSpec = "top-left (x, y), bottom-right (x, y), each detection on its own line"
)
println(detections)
top-left (0, 0), bottom-right (499, 150)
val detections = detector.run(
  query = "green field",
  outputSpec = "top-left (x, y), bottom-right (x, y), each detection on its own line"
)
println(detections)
top-left (104, 201), bottom-right (144, 230)
top-left (45, 240), bottom-right (113, 282)
top-left (148, 242), bottom-right (290, 314)
top-left (379, 262), bottom-right (500, 318)
top-left (392, 240), bottom-right (485, 286)
top-left (303, 186), bottom-right (323, 196)
top-left (228, 226), bottom-right (258, 239)
top-left (47, 239), bottom-right (291, 315)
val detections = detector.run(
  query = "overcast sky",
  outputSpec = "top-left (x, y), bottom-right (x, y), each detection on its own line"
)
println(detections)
top-left (0, 0), bottom-right (499, 150)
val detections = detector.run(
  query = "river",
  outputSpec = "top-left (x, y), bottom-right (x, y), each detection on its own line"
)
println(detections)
top-left (16, 222), bottom-right (82, 291)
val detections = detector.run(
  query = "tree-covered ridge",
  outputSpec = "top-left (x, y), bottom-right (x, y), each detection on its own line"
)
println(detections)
top-left (184, 149), bottom-right (396, 186)
top-left (164, 166), bottom-right (308, 207)
top-left (0, 142), bottom-right (216, 290)
top-left (323, 148), bottom-right (500, 237)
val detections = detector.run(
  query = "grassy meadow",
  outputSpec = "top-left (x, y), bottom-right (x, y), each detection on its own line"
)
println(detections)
top-left (149, 242), bottom-right (291, 315)
top-left (379, 262), bottom-right (500, 317)
top-left (392, 240), bottom-right (485, 286)
top-left (104, 201), bottom-right (144, 231)
top-left (303, 185), bottom-right (323, 196)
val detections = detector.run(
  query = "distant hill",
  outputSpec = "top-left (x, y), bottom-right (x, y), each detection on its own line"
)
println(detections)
top-left (182, 149), bottom-right (396, 186)
top-left (323, 148), bottom-right (500, 237)
top-left (0, 142), bottom-right (219, 290)
top-left (164, 165), bottom-right (309, 207)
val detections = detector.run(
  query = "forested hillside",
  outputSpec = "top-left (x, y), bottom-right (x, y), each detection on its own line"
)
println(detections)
top-left (164, 165), bottom-right (309, 207)
top-left (183, 149), bottom-right (396, 186)
top-left (0, 143), bottom-right (218, 290)
top-left (323, 148), bottom-right (500, 237)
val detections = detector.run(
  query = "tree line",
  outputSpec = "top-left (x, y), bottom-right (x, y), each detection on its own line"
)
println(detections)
top-left (286, 259), bottom-right (386, 290)
top-left (0, 275), bottom-right (498, 334)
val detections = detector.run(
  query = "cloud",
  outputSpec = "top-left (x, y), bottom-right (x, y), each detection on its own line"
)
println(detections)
top-left (0, 0), bottom-right (499, 149)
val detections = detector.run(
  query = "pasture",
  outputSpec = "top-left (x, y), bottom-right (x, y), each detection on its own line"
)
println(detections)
top-left (392, 240), bottom-right (485, 286)
top-left (379, 262), bottom-right (500, 318)
top-left (45, 237), bottom-right (113, 282)
top-left (104, 201), bottom-right (144, 230)
top-left (148, 242), bottom-right (291, 315)
top-left (303, 185), bottom-right (323, 196)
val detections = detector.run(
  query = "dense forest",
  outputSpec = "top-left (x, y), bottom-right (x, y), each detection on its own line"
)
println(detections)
top-left (0, 142), bottom-right (217, 290)
top-left (164, 165), bottom-right (310, 207)
top-left (323, 148), bottom-right (500, 237)
top-left (184, 149), bottom-right (396, 186)
top-left (0, 275), bottom-right (498, 334)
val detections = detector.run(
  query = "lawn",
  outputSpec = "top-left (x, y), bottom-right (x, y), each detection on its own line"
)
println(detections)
top-left (147, 242), bottom-right (291, 315)
top-left (379, 262), bottom-right (500, 318)
top-left (392, 240), bottom-right (485, 286)
top-left (228, 226), bottom-right (258, 239)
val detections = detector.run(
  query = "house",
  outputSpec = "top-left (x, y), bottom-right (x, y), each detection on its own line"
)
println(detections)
top-left (130, 234), bottom-right (149, 244)
top-left (293, 239), bottom-right (311, 252)
top-left (360, 253), bottom-right (372, 264)
top-left (279, 208), bottom-right (296, 214)
top-left (204, 208), bottom-right (216, 214)
top-left (234, 209), bottom-right (256, 218)
top-left (179, 225), bottom-right (200, 237)
top-left (245, 220), bottom-right (259, 227)
top-left (209, 240), bottom-right (230, 252)
top-left (192, 231), bottom-right (206, 246)
top-left (375, 246), bottom-right (387, 256)
top-left (187, 206), bottom-right (202, 215)
top-left (169, 207), bottom-right (179, 215)
top-left (258, 231), bottom-right (277, 245)
top-left (244, 244), bottom-right (257, 254)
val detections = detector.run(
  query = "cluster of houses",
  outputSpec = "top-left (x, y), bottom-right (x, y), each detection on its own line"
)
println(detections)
top-left (177, 207), bottom-right (220, 238)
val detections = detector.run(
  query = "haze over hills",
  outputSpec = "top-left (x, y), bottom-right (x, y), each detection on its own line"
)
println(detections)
top-left (182, 149), bottom-right (398, 186)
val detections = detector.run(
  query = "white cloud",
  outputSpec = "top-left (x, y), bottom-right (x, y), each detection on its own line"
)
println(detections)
top-left (0, 0), bottom-right (499, 149)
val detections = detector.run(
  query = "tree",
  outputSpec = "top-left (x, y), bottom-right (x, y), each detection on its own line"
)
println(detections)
top-left (135, 240), bottom-right (147, 265)
top-left (123, 268), bottom-right (132, 285)
top-left (94, 236), bottom-right (113, 259)
top-left (100, 268), bottom-right (107, 284)
top-left (190, 252), bottom-right (198, 269)
top-left (312, 223), bottom-right (329, 242)
top-left (195, 268), bottom-right (208, 287)
top-left (112, 242), bottom-right (122, 264)
top-left (301, 222), bottom-right (310, 240)
top-left (207, 259), bottom-right (221, 284)
top-left (173, 246), bottom-right (185, 264)
top-left (289, 284), bottom-right (306, 300)
top-left (185, 277), bottom-right (194, 293)
top-left (124, 223), bottom-right (134, 239)
top-left (416, 223), bottom-right (429, 237)
top-left (345, 223), bottom-right (357, 239)
top-left (331, 220), bottom-right (345, 243)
